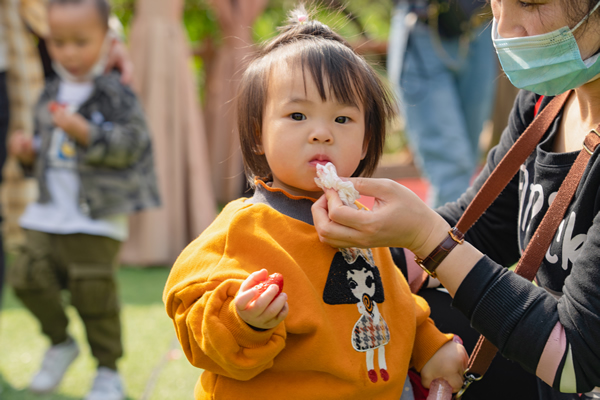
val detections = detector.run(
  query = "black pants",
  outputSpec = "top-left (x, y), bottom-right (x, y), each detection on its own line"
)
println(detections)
top-left (419, 288), bottom-right (539, 400)
top-left (0, 71), bottom-right (8, 309)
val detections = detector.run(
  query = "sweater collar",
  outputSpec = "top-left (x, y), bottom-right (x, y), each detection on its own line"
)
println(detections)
top-left (246, 179), bottom-right (316, 226)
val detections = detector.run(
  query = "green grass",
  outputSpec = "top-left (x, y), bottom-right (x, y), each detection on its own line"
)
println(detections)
top-left (0, 267), bottom-right (201, 400)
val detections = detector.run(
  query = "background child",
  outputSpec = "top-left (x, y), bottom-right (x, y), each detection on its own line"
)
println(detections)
top-left (163, 6), bottom-right (467, 400)
top-left (7, 0), bottom-right (159, 399)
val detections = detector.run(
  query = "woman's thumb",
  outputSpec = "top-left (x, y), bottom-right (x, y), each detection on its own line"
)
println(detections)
top-left (348, 177), bottom-right (394, 199)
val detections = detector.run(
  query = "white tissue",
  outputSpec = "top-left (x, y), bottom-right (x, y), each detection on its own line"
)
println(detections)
top-left (314, 162), bottom-right (359, 208)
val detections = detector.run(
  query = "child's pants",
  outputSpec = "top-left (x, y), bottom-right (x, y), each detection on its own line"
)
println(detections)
top-left (9, 229), bottom-right (123, 370)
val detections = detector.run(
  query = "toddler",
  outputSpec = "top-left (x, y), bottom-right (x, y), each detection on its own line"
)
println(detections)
top-left (8, 0), bottom-right (159, 399)
top-left (163, 6), bottom-right (466, 400)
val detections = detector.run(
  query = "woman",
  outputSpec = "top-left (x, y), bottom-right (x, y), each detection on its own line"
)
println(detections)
top-left (312, 1), bottom-right (600, 399)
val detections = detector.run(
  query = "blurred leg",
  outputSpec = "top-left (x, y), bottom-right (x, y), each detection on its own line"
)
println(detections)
top-left (0, 71), bottom-right (8, 309)
top-left (397, 24), bottom-right (475, 207)
top-left (58, 234), bottom-right (123, 370)
top-left (457, 24), bottom-right (498, 169)
top-left (9, 230), bottom-right (70, 345)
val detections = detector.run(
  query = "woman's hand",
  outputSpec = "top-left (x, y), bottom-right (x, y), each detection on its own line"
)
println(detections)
top-left (104, 38), bottom-right (133, 85)
top-left (8, 130), bottom-right (36, 165)
top-left (311, 177), bottom-right (450, 256)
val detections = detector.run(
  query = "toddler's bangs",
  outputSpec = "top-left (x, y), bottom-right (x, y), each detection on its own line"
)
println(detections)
top-left (269, 40), bottom-right (369, 108)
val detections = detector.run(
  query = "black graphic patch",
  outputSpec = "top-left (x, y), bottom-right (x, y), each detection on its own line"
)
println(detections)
top-left (323, 251), bottom-right (385, 305)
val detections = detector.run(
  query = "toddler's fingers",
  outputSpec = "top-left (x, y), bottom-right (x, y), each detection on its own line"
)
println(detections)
top-left (239, 269), bottom-right (268, 292)
top-left (259, 293), bottom-right (289, 328)
top-left (250, 284), bottom-right (280, 309)
top-left (234, 287), bottom-right (258, 311)
top-left (274, 296), bottom-right (289, 321)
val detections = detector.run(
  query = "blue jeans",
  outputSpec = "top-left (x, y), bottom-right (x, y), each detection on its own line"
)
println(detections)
top-left (388, 5), bottom-right (497, 207)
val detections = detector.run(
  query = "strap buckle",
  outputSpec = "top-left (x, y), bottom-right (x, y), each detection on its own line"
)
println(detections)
top-left (455, 371), bottom-right (483, 399)
top-left (583, 129), bottom-right (600, 155)
top-left (415, 259), bottom-right (438, 279)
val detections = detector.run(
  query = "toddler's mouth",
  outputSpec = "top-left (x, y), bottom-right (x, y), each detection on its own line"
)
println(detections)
top-left (310, 156), bottom-right (331, 167)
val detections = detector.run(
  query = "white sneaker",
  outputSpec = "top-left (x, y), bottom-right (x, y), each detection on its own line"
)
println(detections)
top-left (84, 367), bottom-right (125, 400)
top-left (29, 338), bottom-right (80, 394)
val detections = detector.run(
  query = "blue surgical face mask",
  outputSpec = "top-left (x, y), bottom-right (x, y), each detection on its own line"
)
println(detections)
top-left (492, 2), bottom-right (600, 96)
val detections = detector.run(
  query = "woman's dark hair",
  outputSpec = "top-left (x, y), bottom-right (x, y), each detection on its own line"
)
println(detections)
top-left (48, 0), bottom-right (111, 29)
top-left (563, 0), bottom-right (600, 25)
top-left (237, 5), bottom-right (397, 185)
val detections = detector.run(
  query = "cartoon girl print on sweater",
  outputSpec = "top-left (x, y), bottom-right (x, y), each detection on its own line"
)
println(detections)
top-left (323, 249), bottom-right (390, 383)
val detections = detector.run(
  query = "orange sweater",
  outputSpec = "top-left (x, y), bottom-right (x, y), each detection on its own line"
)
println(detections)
top-left (163, 182), bottom-right (451, 400)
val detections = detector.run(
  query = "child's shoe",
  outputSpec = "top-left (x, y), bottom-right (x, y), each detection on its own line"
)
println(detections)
top-left (29, 337), bottom-right (80, 393)
top-left (84, 367), bottom-right (125, 400)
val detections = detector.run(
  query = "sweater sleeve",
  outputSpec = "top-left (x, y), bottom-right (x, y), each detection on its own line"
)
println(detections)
top-left (410, 294), bottom-right (453, 371)
top-left (163, 207), bottom-right (287, 381)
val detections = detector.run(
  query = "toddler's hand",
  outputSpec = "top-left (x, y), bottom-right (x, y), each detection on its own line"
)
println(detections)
top-left (50, 106), bottom-right (90, 146)
top-left (235, 269), bottom-right (288, 330)
top-left (8, 130), bottom-right (35, 164)
top-left (420, 336), bottom-right (468, 392)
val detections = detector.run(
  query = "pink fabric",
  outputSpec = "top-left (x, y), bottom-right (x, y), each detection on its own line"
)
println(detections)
top-left (536, 322), bottom-right (567, 386)
top-left (203, 0), bottom-right (268, 203)
top-left (120, 0), bottom-right (216, 265)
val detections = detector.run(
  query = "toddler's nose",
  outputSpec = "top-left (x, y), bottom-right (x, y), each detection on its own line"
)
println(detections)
top-left (309, 126), bottom-right (333, 143)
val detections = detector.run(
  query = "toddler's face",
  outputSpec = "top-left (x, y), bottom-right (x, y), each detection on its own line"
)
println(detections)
top-left (47, 2), bottom-right (107, 80)
top-left (261, 62), bottom-right (367, 199)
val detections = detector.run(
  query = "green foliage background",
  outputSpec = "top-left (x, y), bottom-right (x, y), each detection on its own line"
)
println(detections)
top-left (108, 0), bottom-right (404, 152)
top-left (110, 0), bottom-right (393, 45)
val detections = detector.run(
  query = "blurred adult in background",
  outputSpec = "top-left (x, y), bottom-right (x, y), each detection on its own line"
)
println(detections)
top-left (0, 3), bottom-right (7, 309)
top-left (0, 0), bottom-right (48, 310)
top-left (203, 0), bottom-right (268, 204)
top-left (387, 0), bottom-right (497, 207)
top-left (121, 0), bottom-right (217, 266)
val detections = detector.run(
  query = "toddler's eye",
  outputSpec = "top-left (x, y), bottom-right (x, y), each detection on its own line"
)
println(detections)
top-left (290, 113), bottom-right (306, 121)
top-left (335, 116), bottom-right (350, 124)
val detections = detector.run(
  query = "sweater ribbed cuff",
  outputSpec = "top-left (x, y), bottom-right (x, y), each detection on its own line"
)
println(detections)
top-left (220, 297), bottom-right (278, 349)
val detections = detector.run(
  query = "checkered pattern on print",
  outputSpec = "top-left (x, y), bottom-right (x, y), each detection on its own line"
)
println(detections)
top-left (352, 313), bottom-right (390, 351)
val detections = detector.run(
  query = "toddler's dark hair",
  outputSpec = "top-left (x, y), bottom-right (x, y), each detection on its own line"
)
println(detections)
top-left (49, 0), bottom-right (111, 29)
top-left (237, 5), bottom-right (397, 185)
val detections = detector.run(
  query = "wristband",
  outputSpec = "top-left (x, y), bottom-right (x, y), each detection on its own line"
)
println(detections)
top-left (415, 227), bottom-right (464, 278)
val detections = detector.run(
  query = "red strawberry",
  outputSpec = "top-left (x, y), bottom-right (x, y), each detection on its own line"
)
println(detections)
top-left (253, 273), bottom-right (284, 303)
top-left (48, 101), bottom-right (66, 113)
